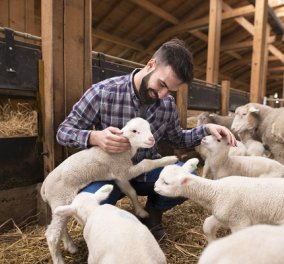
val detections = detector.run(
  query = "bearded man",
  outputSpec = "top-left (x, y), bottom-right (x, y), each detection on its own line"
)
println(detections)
top-left (56, 38), bottom-right (236, 241)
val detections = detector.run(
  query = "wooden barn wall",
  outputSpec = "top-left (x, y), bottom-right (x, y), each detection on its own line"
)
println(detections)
top-left (0, 1), bottom-right (42, 225)
top-left (0, 0), bottom-right (41, 43)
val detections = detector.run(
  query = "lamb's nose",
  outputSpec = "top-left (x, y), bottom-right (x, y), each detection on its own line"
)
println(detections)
top-left (148, 136), bottom-right (155, 143)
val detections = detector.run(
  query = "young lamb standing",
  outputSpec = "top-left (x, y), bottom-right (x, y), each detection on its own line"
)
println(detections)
top-left (198, 224), bottom-right (284, 264)
top-left (41, 117), bottom-right (178, 264)
top-left (231, 103), bottom-right (284, 164)
top-left (154, 158), bottom-right (284, 242)
top-left (195, 138), bottom-right (247, 178)
top-left (200, 135), bottom-right (284, 179)
top-left (54, 184), bottom-right (167, 264)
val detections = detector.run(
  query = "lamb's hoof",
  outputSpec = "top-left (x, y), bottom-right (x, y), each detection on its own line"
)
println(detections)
top-left (136, 209), bottom-right (149, 219)
top-left (64, 242), bottom-right (78, 254)
top-left (161, 156), bottom-right (178, 165)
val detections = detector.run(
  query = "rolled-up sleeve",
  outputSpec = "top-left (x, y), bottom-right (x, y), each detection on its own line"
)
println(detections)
top-left (56, 84), bottom-right (102, 149)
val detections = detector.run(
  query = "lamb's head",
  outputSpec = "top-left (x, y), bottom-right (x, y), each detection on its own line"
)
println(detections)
top-left (231, 104), bottom-right (259, 133)
top-left (54, 184), bottom-right (114, 224)
top-left (200, 135), bottom-right (228, 153)
top-left (154, 158), bottom-right (199, 197)
top-left (121, 117), bottom-right (155, 148)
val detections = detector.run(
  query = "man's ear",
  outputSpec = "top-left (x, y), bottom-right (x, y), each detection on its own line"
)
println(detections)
top-left (147, 58), bottom-right (156, 71)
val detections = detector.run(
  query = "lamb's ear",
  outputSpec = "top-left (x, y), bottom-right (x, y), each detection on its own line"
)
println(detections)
top-left (180, 175), bottom-right (191, 186)
top-left (54, 205), bottom-right (76, 217)
top-left (248, 106), bottom-right (259, 113)
top-left (183, 158), bottom-right (199, 173)
top-left (94, 184), bottom-right (114, 203)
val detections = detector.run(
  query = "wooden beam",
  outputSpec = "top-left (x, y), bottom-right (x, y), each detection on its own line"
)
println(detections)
top-left (93, 28), bottom-right (145, 51)
top-left (206, 0), bottom-right (222, 84)
top-left (40, 0), bottom-right (92, 223)
top-left (250, 0), bottom-right (268, 103)
top-left (176, 83), bottom-right (188, 129)
top-left (268, 66), bottom-right (284, 71)
top-left (221, 80), bottom-right (230, 115)
top-left (268, 44), bottom-right (284, 63)
top-left (129, 0), bottom-right (179, 25)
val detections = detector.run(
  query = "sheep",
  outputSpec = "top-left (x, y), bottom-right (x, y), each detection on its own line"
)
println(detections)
top-left (195, 138), bottom-right (247, 178)
top-left (231, 103), bottom-right (284, 164)
top-left (238, 129), bottom-right (268, 157)
top-left (154, 158), bottom-right (284, 242)
top-left (198, 224), bottom-right (284, 264)
top-left (196, 112), bottom-right (234, 129)
top-left (200, 135), bottom-right (284, 179)
top-left (54, 184), bottom-right (167, 264)
top-left (41, 117), bottom-right (178, 264)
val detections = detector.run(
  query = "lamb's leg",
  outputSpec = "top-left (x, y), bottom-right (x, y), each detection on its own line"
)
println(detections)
top-left (115, 179), bottom-right (149, 218)
top-left (129, 156), bottom-right (178, 178)
top-left (45, 214), bottom-right (68, 264)
top-left (203, 215), bottom-right (223, 242)
top-left (61, 222), bottom-right (78, 253)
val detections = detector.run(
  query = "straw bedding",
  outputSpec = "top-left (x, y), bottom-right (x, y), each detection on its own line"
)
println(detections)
top-left (0, 196), bottom-right (218, 264)
top-left (0, 101), bottom-right (37, 137)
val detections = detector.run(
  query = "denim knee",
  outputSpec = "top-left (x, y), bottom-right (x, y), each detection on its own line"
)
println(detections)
top-left (80, 181), bottom-right (124, 205)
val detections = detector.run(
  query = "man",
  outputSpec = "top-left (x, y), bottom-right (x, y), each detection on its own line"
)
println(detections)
top-left (56, 38), bottom-right (236, 241)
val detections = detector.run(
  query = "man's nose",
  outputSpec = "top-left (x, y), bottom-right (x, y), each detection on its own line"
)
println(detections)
top-left (158, 88), bottom-right (169, 99)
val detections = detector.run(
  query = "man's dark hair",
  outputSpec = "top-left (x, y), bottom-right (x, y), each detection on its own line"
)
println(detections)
top-left (153, 38), bottom-right (194, 85)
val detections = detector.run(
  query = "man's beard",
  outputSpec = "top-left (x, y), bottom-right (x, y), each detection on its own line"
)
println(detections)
top-left (139, 71), bottom-right (159, 106)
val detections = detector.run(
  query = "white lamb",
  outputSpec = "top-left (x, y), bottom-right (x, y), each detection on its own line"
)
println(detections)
top-left (231, 103), bottom-right (284, 164)
top-left (54, 184), bottom-right (167, 264)
top-left (154, 159), bottom-right (284, 242)
top-left (238, 129), bottom-right (268, 157)
top-left (195, 138), bottom-right (247, 178)
top-left (198, 224), bottom-right (284, 264)
top-left (200, 135), bottom-right (284, 179)
top-left (41, 117), bottom-right (177, 264)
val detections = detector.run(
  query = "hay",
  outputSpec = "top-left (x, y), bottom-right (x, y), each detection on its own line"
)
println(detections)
top-left (0, 197), bottom-right (218, 264)
top-left (0, 101), bottom-right (37, 137)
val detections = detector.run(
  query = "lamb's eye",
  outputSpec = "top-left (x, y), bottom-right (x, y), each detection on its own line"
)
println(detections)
top-left (132, 130), bottom-right (137, 133)
top-left (217, 139), bottom-right (221, 142)
top-left (163, 180), bottom-right (168, 185)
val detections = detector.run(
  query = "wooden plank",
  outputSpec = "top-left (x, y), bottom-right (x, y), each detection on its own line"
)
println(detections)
top-left (0, 184), bottom-right (38, 225)
top-left (129, 0), bottom-right (179, 24)
top-left (176, 83), bottom-right (188, 129)
top-left (9, 0), bottom-right (26, 42)
top-left (221, 80), bottom-right (230, 115)
top-left (64, 0), bottom-right (85, 115)
top-left (206, 0), bottom-right (222, 84)
top-left (0, 0), bottom-right (9, 27)
top-left (250, 0), bottom-right (268, 103)
top-left (84, 0), bottom-right (92, 91)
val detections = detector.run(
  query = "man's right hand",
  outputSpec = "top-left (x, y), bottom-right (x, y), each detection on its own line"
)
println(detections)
top-left (88, 127), bottom-right (130, 153)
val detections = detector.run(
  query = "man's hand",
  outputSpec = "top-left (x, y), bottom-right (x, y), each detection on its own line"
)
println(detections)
top-left (204, 123), bottom-right (237, 147)
top-left (88, 127), bottom-right (130, 153)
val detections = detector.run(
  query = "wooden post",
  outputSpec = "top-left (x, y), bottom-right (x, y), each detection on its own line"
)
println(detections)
top-left (221, 80), bottom-right (230, 115)
top-left (176, 83), bottom-right (188, 129)
top-left (250, 0), bottom-right (268, 103)
top-left (206, 0), bottom-right (222, 84)
top-left (40, 0), bottom-right (92, 224)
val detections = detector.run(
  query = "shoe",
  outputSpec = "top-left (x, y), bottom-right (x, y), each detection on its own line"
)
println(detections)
top-left (142, 202), bottom-right (166, 242)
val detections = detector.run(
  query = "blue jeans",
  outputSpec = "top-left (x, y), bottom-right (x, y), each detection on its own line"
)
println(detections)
top-left (80, 161), bottom-right (187, 211)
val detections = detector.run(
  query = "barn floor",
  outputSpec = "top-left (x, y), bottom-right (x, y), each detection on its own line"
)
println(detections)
top-left (0, 196), bottom-right (218, 264)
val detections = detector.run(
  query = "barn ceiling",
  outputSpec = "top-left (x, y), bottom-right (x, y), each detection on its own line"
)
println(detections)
top-left (92, 0), bottom-right (284, 97)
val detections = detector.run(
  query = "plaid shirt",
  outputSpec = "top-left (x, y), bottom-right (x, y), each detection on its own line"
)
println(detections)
top-left (57, 69), bottom-right (207, 165)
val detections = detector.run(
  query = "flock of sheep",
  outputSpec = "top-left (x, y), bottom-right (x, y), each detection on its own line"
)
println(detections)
top-left (40, 102), bottom-right (284, 264)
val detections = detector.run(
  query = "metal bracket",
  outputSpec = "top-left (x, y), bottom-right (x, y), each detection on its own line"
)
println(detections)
top-left (4, 27), bottom-right (16, 73)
